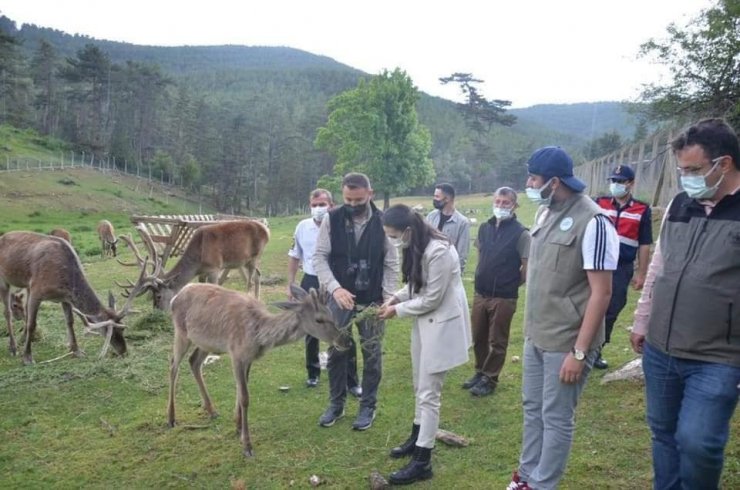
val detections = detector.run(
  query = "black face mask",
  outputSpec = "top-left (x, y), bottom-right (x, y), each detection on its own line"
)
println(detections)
top-left (345, 202), bottom-right (367, 216)
top-left (432, 199), bottom-right (445, 210)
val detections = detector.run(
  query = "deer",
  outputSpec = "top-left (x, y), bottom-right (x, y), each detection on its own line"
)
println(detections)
top-left (49, 228), bottom-right (72, 244)
top-left (0, 231), bottom-right (148, 364)
top-left (119, 220), bottom-right (269, 311)
top-left (168, 282), bottom-right (348, 457)
top-left (97, 220), bottom-right (118, 258)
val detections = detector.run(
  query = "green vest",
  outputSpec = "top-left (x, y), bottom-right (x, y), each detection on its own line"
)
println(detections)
top-left (525, 193), bottom-right (606, 352)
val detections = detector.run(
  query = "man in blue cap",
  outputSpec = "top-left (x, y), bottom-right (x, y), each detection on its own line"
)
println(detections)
top-left (507, 146), bottom-right (619, 490)
top-left (593, 165), bottom-right (652, 369)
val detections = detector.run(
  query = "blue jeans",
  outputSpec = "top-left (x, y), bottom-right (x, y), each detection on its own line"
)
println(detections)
top-left (643, 342), bottom-right (740, 490)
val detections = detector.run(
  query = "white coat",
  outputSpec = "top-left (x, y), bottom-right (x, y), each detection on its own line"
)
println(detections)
top-left (394, 238), bottom-right (472, 374)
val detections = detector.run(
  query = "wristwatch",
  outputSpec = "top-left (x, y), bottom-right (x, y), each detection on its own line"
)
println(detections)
top-left (571, 347), bottom-right (586, 361)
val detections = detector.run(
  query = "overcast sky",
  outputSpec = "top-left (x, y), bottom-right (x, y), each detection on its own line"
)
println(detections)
top-left (1, 0), bottom-right (710, 108)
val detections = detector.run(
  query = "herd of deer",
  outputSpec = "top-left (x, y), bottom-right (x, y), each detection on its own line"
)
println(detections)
top-left (0, 218), bottom-right (347, 457)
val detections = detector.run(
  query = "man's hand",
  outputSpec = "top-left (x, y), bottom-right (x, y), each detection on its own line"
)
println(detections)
top-left (333, 287), bottom-right (356, 310)
top-left (287, 283), bottom-right (296, 301)
top-left (630, 332), bottom-right (646, 354)
top-left (559, 354), bottom-right (586, 384)
top-left (632, 273), bottom-right (646, 290)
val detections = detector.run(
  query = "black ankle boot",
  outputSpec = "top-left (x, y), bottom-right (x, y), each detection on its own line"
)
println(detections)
top-left (389, 423), bottom-right (420, 458)
top-left (388, 446), bottom-right (433, 485)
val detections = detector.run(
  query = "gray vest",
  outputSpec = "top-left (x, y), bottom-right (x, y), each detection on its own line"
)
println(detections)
top-left (647, 191), bottom-right (740, 366)
top-left (525, 194), bottom-right (606, 352)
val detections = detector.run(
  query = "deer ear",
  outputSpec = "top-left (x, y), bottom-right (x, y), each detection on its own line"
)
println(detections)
top-left (272, 301), bottom-right (302, 312)
top-left (309, 288), bottom-right (321, 310)
top-left (290, 283), bottom-right (308, 301)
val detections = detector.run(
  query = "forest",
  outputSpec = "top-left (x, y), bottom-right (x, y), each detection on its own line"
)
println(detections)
top-left (0, 16), bottom-right (638, 214)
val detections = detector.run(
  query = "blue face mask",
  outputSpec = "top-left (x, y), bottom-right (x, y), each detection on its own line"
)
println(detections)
top-left (680, 157), bottom-right (724, 199)
top-left (526, 179), bottom-right (553, 206)
top-left (609, 182), bottom-right (628, 198)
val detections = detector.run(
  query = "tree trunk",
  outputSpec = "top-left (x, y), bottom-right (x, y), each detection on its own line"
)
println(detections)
top-left (383, 191), bottom-right (390, 210)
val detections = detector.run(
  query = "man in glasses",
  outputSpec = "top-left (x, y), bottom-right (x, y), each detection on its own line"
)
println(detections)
top-left (593, 165), bottom-right (653, 369)
top-left (631, 118), bottom-right (740, 489)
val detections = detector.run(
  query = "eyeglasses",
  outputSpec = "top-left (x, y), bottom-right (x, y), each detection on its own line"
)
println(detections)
top-left (676, 156), bottom-right (725, 176)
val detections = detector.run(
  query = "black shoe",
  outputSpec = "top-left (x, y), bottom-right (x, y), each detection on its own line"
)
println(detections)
top-left (593, 354), bottom-right (608, 370)
top-left (390, 423), bottom-right (420, 458)
top-left (352, 406), bottom-right (376, 431)
top-left (462, 372), bottom-right (484, 389)
top-left (306, 377), bottom-right (319, 388)
top-left (470, 376), bottom-right (495, 397)
top-left (348, 385), bottom-right (362, 399)
top-left (388, 446), bottom-right (433, 485)
top-left (318, 405), bottom-right (345, 427)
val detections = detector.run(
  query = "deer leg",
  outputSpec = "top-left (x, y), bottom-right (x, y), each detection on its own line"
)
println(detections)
top-left (61, 302), bottom-right (83, 357)
top-left (236, 266), bottom-right (249, 293)
top-left (1, 286), bottom-right (17, 356)
top-left (232, 359), bottom-right (253, 457)
top-left (189, 348), bottom-right (217, 419)
top-left (168, 333), bottom-right (191, 428)
top-left (217, 269), bottom-right (230, 285)
top-left (22, 294), bottom-right (42, 365)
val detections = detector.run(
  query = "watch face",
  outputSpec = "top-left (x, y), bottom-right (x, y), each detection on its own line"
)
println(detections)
top-left (573, 349), bottom-right (585, 361)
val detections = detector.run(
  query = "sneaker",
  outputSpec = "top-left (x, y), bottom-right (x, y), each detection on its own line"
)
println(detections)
top-left (352, 406), bottom-right (376, 431)
top-left (462, 372), bottom-right (484, 389)
top-left (306, 377), bottom-right (319, 388)
top-left (593, 352), bottom-right (608, 370)
top-left (506, 471), bottom-right (532, 490)
top-left (469, 376), bottom-right (495, 397)
top-left (348, 385), bottom-right (363, 399)
top-left (318, 405), bottom-right (345, 427)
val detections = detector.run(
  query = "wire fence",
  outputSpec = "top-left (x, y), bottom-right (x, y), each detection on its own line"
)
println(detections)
top-left (575, 129), bottom-right (681, 208)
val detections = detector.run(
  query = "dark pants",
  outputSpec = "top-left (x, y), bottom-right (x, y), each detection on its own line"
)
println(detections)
top-left (604, 261), bottom-right (633, 344)
top-left (470, 294), bottom-right (517, 385)
top-left (327, 297), bottom-right (384, 410)
top-left (302, 274), bottom-right (359, 387)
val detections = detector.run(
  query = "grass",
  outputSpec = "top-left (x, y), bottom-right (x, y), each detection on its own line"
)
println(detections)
top-left (0, 178), bottom-right (738, 489)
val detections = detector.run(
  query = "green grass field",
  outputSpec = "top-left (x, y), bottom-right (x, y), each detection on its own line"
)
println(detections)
top-left (0, 170), bottom-right (737, 489)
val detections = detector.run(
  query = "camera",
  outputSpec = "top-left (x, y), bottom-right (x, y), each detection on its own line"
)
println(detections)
top-left (348, 259), bottom-right (370, 292)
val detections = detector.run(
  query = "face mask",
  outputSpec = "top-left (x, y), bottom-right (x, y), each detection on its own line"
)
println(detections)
top-left (609, 182), bottom-right (628, 198)
top-left (680, 158), bottom-right (725, 199)
top-left (526, 179), bottom-right (552, 206)
top-left (388, 229), bottom-right (411, 249)
top-left (345, 202), bottom-right (367, 216)
top-left (311, 206), bottom-right (328, 222)
top-left (432, 199), bottom-right (445, 210)
top-left (492, 206), bottom-right (512, 220)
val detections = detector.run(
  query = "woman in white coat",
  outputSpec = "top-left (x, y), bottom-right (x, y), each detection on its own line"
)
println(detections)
top-left (378, 204), bottom-right (472, 485)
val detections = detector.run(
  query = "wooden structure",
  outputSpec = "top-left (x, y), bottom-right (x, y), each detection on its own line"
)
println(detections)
top-left (129, 214), bottom-right (268, 268)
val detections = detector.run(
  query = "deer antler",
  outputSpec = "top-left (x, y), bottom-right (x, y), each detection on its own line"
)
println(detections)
top-left (117, 254), bottom-right (155, 318)
top-left (71, 307), bottom-right (123, 359)
top-left (135, 225), bottom-right (164, 278)
top-left (116, 234), bottom-right (149, 269)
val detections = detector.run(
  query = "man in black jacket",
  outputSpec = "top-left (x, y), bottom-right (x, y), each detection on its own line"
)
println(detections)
top-left (464, 187), bottom-right (530, 396)
top-left (313, 173), bottom-right (399, 431)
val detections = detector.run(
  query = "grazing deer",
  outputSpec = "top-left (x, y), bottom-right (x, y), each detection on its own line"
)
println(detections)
top-left (0, 231), bottom-right (148, 364)
top-left (120, 220), bottom-right (269, 311)
top-left (49, 228), bottom-right (72, 244)
top-left (97, 220), bottom-right (118, 258)
top-left (168, 283), bottom-right (348, 457)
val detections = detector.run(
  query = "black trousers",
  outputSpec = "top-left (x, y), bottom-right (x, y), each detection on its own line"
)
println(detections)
top-left (303, 274), bottom-right (359, 387)
top-left (604, 261), bottom-right (634, 344)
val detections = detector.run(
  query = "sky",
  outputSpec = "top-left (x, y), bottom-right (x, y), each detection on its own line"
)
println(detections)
top-left (0, 0), bottom-right (710, 108)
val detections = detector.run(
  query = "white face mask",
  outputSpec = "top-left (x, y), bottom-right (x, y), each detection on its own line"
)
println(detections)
top-left (311, 205), bottom-right (328, 222)
top-left (388, 229), bottom-right (411, 249)
top-left (680, 157), bottom-right (725, 199)
top-left (609, 182), bottom-right (629, 198)
top-left (492, 206), bottom-right (512, 220)
top-left (526, 178), bottom-right (553, 206)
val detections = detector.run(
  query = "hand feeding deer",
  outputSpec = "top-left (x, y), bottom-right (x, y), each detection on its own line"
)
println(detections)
top-left (0, 231), bottom-right (148, 364)
top-left (120, 220), bottom-right (269, 311)
top-left (168, 283), bottom-right (348, 457)
top-left (97, 220), bottom-right (118, 258)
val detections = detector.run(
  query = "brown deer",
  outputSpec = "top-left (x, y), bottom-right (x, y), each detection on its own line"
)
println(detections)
top-left (49, 228), bottom-right (72, 244)
top-left (168, 283), bottom-right (348, 457)
top-left (120, 220), bottom-right (269, 311)
top-left (0, 231), bottom-right (148, 364)
top-left (97, 220), bottom-right (118, 258)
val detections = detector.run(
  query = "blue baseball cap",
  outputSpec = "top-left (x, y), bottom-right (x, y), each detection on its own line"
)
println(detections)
top-left (527, 146), bottom-right (586, 192)
top-left (607, 165), bottom-right (635, 181)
